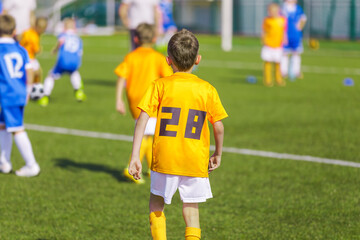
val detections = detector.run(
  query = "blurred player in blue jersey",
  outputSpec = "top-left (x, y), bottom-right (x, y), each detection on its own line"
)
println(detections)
top-left (0, 14), bottom-right (40, 177)
top-left (39, 18), bottom-right (86, 106)
top-left (156, 0), bottom-right (177, 53)
top-left (281, 0), bottom-right (307, 80)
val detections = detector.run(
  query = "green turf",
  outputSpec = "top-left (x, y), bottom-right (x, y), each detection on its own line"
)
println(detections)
top-left (0, 33), bottom-right (359, 239)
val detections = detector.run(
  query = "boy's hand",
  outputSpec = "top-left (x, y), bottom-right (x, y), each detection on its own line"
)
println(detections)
top-left (116, 100), bottom-right (126, 115)
top-left (129, 158), bottom-right (142, 180)
top-left (208, 154), bottom-right (221, 173)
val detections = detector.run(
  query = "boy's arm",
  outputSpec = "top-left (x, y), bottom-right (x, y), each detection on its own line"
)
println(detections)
top-left (209, 120), bottom-right (224, 173)
top-left (116, 77), bottom-right (126, 115)
top-left (119, 3), bottom-right (130, 29)
top-left (51, 41), bottom-right (61, 54)
top-left (129, 111), bottom-right (150, 179)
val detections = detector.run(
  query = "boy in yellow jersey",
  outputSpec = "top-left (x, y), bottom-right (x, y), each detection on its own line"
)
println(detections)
top-left (114, 23), bottom-right (172, 184)
top-left (20, 17), bottom-right (47, 86)
top-left (261, 3), bottom-right (287, 87)
top-left (129, 29), bottom-right (228, 240)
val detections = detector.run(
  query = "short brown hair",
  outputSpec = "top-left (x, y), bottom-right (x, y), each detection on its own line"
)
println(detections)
top-left (0, 14), bottom-right (16, 37)
top-left (35, 17), bottom-right (48, 29)
top-left (167, 29), bottom-right (199, 71)
top-left (135, 23), bottom-right (155, 45)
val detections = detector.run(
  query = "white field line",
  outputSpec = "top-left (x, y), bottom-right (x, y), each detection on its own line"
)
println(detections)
top-left (37, 53), bottom-right (360, 76)
top-left (25, 123), bottom-right (360, 169)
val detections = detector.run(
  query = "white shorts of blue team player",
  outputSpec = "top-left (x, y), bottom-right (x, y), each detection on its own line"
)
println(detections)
top-left (150, 171), bottom-right (213, 204)
top-left (30, 59), bottom-right (40, 71)
top-left (0, 106), bottom-right (25, 132)
top-left (261, 46), bottom-right (283, 63)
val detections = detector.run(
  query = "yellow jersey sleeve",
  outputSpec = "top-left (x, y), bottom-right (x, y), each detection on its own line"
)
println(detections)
top-left (207, 87), bottom-right (228, 124)
top-left (137, 81), bottom-right (161, 117)
top-left (20, 29), bottom-right (40, 59)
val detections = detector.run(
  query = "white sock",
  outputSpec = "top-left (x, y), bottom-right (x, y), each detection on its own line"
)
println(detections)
top-left (292, 54), bottom-right (301, 77)
top-left (0, 129), bottom-right (12, 165)
top-left (280, 54), bottom-right (289, 76)
top-left (43, 75), bottom-right (55, 96)
top-left (14, 131), bottom-right (37, 167)
top-left (70, 71), bottom-right (82, 90)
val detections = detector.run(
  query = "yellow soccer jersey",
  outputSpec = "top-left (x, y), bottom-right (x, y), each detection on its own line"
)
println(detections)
top-left (263, 16), bottom-right (286, 48)
top-left (138, 72), bottom-right (228, 178)
top-left (20, 28), bottom-right (40, 59)
top-left (114, 47), bottom-right (172, 119)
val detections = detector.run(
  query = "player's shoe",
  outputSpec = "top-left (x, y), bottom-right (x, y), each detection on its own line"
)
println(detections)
top-left (75, 89), bottom-right (87, 102)
top-left (0, 161), bottom-right (12, 174)
top-left (146, 169), bottom-right (151, 177)
top-left (123, 168), bottom-right (145, 184)
top-left (15, 163), bottom-right (40, 177)
top-left (38, 96), bottom-right (49, 107)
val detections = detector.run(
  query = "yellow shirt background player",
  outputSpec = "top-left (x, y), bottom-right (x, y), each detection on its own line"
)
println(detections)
top-left (138, 72), bottom-right (227, 177)
top-left (20, 17), bottom-right (47, 84)
top-left (114, 23), bottom-right (172, 183)
top-left (129, 29), bottom-right (227, 240)
top-left (261, 3), bottom-right (287, 87)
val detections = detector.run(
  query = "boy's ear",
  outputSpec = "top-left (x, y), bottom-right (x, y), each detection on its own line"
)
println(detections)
top-left (134, 36), bottom-right (139, 44)
top-left (195, 55), bottom-right (202, 65)
top-left (166, 56), bottom-right (172, 66)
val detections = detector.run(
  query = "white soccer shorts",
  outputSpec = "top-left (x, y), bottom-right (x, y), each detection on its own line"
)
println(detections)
top-left (261, 46), bottom-right (283, 63)
top-left (30, 59), bottom-right (40, 71)
top-left (150, 171), bottom-right (213, 204)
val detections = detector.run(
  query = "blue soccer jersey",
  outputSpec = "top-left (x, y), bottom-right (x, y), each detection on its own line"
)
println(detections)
top-left (53, 31), bottom-right (83, 75)
top-left (160, 0), bottom-right (176, 31)
top-left (0, 37), bottom-right (30, 107)
top-left (282, 4), bottom-right (306, 50)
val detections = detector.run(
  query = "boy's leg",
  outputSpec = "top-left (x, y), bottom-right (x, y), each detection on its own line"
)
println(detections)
top-left (71, 71), bottom-right (87, 102)
top-left (39, 74), bottom-right (55, 106)
top-left (280, 53), bottom-right (289, 77)
top-left (263, 61), bottom-right (273, 87)
top-left (14, 130), bottom-right (40, 177)
top-left (292, 53), bottom-right (301, 78)
top-left (275, 63), bottom-right (285, 86)
top-left (183, 203), bottom-right (201, 240)
top-left (149, 193), bottom-right (166, 240)
top-left (0, 124), bottom-right (13, 173)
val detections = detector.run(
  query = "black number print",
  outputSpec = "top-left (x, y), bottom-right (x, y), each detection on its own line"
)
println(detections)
top-left (159, 107), bottom-right (207, 140)
top-left (159, 107), bottom-right (181, 137)
top-left (184, 109), bottom-right (207, 140)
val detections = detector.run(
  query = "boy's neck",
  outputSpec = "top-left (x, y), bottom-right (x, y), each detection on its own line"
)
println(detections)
top-left (140, 43), bottom-right (153, 48)
top-left (0, 34), bottom-right (13, 39)
top-left (172, 67), bottom-right (194, 74)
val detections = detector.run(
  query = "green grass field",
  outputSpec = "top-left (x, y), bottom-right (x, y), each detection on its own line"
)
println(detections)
top-left (0, 33), bottom-right (360, 239)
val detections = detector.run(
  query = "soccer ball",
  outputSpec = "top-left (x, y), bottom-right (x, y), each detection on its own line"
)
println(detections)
top-left (30, 83), bottom-right (44, 100)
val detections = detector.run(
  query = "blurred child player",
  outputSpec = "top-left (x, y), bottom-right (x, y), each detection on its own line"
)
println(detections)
top-left (281, 0), bottom-right (307, 80)
top-left (129, 29), bottom-right (228, 239)
top-left (115, 23), bottom-right (172, 184)
top-left (261, 3), bottom-right (287, 87)
top-left (20, 17), bottom-right (47, 88)
top-left (39, 18), bottom-right (85, 106)
top-left (156, 0), bottom-right (177, 53)
top-left (0, 14), bottom-right (40, 177)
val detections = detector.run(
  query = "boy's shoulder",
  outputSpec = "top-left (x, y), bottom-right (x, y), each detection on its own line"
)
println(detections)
top-left (156, 72), bottom-right (213, 88)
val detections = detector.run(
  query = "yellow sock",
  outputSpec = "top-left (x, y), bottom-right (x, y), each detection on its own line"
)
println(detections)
top-left (275, 63), bottom-right (285, 86)
top-left (149, 211), bottom-right (167, 240)
top-left (185, 227), bottom-right (201, 240)
top-left (145, 136), bottom-right (153, 169)
top-left (264, 62), bottom-right (273, 86)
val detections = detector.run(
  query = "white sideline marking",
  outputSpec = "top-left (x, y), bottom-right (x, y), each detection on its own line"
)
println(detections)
top-left (37, 53), bottom-right (360, 76)
top-left (25, 123), bottom-right (360, 169)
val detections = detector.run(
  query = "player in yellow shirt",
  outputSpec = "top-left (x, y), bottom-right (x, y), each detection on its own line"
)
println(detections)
top-left (129, 29), bottom-right (228, 240)
top-left (261, 3), bottom-right (287, 87)
top-left (114, 23), bottom-right (172, 184)
top-left (19, 17), bottom-right (47, 86)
